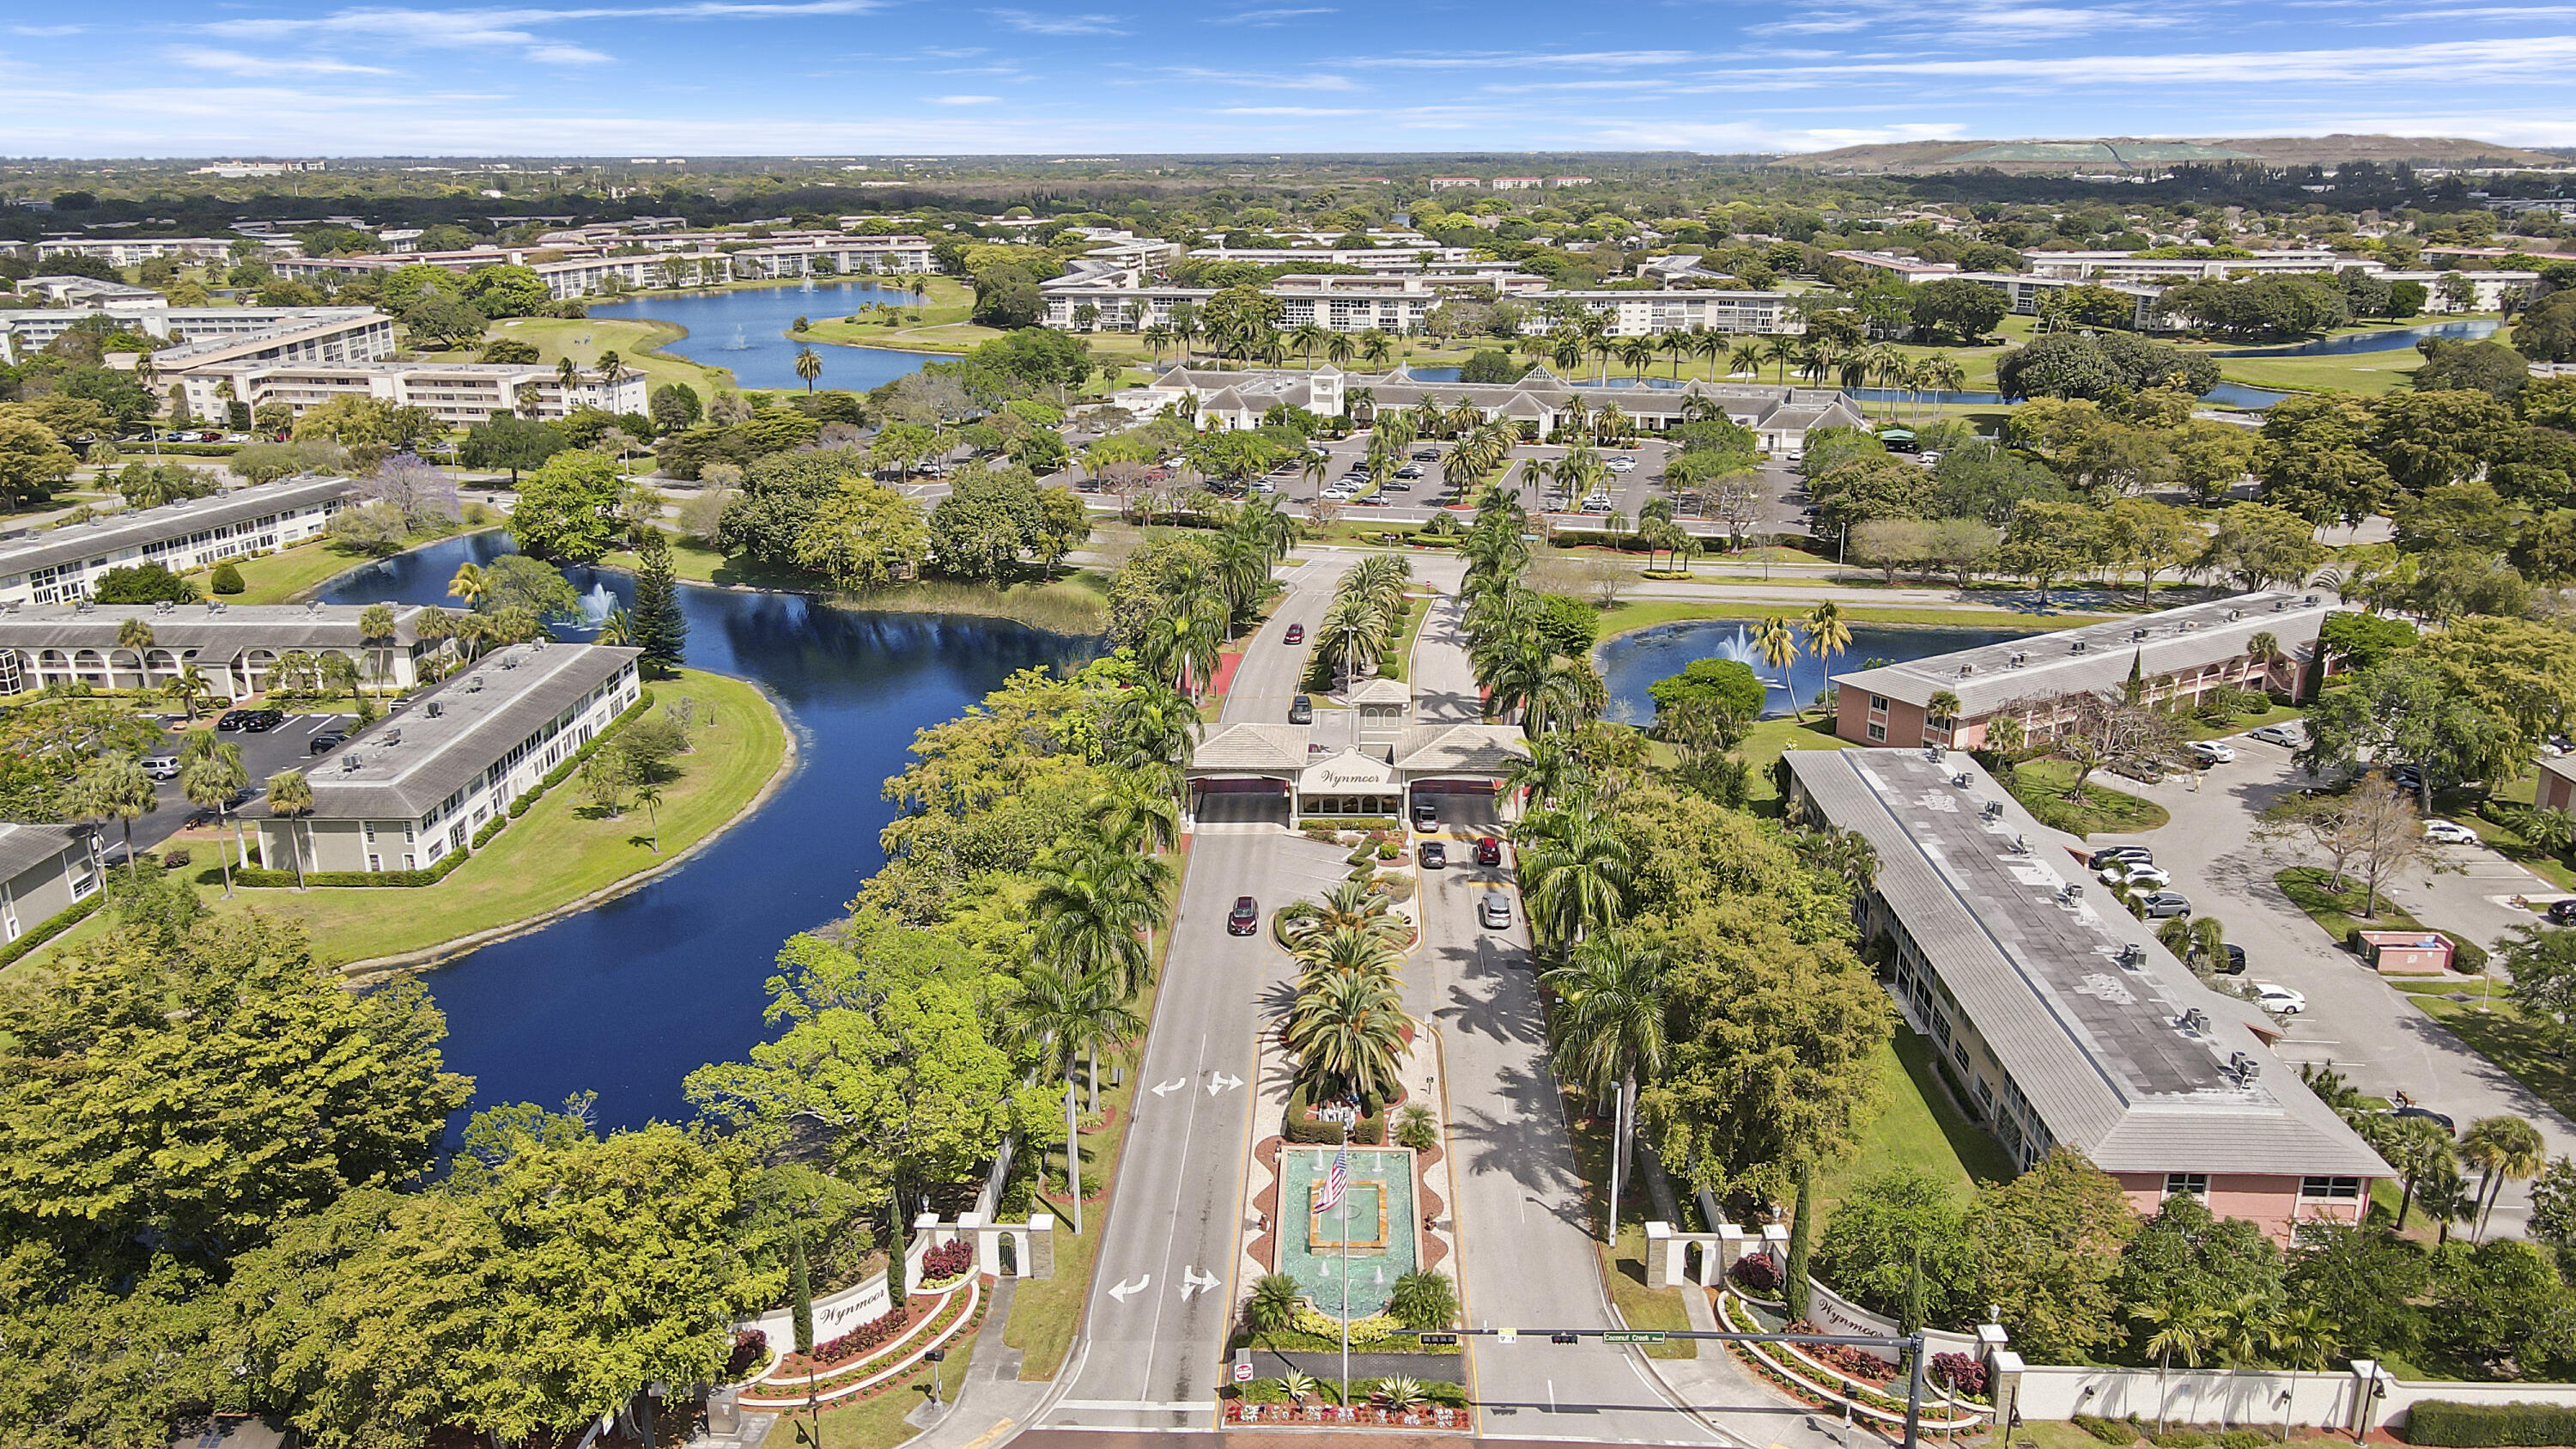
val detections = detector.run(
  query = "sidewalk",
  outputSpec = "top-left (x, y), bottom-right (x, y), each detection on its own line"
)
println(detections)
top-left (891, 1280), bottom-right (1052, 1449)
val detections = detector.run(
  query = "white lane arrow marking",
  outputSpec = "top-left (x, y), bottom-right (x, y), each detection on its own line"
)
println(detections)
top-left (1207, 1071), bottom-right (1243, 1095)
top-left (1182, 1266), bottom-right (1221, 1299)
top-left (1151, 1079), bottom-right (1187, 1097)
top-left (1109, 1275), bottom-right (1151, 1303)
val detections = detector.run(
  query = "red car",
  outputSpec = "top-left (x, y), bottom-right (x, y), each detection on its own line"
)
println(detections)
top-left (1475, 836), bottom-right (1502, 868)
top-left (1284, 623), bottom-right (1305, 645)
top-left (1228, 896), bottom-right (1260, 935)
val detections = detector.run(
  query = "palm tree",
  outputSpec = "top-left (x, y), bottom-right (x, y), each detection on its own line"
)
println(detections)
top-left (1925, 689), bottom-right (1961, 743)
top-left (1541, 930), bottom-right (1668, 1244)
top-left (1762, 336), bottom-right (1800, 384)
top-left (1517, 807), bottom-right (1633, 948)
top-left (1007, 959), bottom-right (1144, 1235)
top-left (179, 741), bottom-right (249, 897)
top-left (162, 664), bottom-right (216, 723)
top-left (1728, 341), bottom-right (1762, 380)
top-left (1291, 323), bottom-right (1328, 367)
top-left (2269, 1304), bottom-right (2336, 1442)
top-left (793, 346), bottom-right (823, 393)
top-left (1325, 332), bottom-right (1356, 367)
top-left (1142, 322), bottom-right (1176, 363)
top-left (1358, 331), bottom-right (1394, 371)
top-left (264, 769), bottom-right (316, 890)
top-left (634, 781), bottom-right (664, 853)
top-left (356, 603), bottom-right (398, 707)
top-left (76, 752), bottom-right (158, 886)
top-left (1285, 970), bottom-right (1412, 1102)
top-left (2461, 1114), bottom-right (2547, 1241)
top-left (447, 561), bottom-right (489, 610)
top-left (1030, 834), bottom-right (1172, 999)
top-left (1799, 602), bottom-right (1852, 719)
top-left (1248, 1275), bottom-right (1304, 1336)
top-left (598, 349), bottom-right (624, 382)
top-left (1284, 879), bottom-right (1409, 950)
top-left (1089, 776), bottom-right (1182, 855)
top-left (1320, 593), bottom-right (1388, 691)
top-left (114, 616), bottom-right (156, 691)
top-left (556, 356), bottom-right (582, 399)
top-left (1504, 733), bottom-right (1585, 812)
top-left (1753, 615), bottom-right (1802, 719)
top-left (2136, 1301), bottom-right (2216, 1434)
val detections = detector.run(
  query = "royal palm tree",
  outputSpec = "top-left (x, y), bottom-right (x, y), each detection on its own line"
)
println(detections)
top-left (1089, 776), bottom-right (1182, 855)
top-left (76, 752), bottom-right (157, 886)
top-left (1007, 959), bottom-right (1143, 1234)
top-left (1799, 602), bottom-right (1852, 718)
top-left (1517, 807), bottom-right (1633, 948)
top-left (1031, 834), bottom-right (1173, 999)
top-left (1105, 684), bottom-right (1200, 799)
top-left (264, 767), bottom-right (315, 890)
top-left (1541, 930), bottom-right (1668, 1243)
top-left (1504, 732), bottom-right (1585, 812)
top-left (1142, 322), bottom-right (1176, 363)
top-left (2461, 1114), bottom-right (2548, 1241)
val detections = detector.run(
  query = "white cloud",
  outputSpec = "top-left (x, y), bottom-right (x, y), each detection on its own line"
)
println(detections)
top-left (930, 94), bottom-right (999, 103)
top-left (9, 23), bottom-right (88, 36)
top-left (197, 2), bottom-right (882, 64)
top-left (164, 46), bottom-right (395, 75)
top-left (1206, 6), bottom-right (1334, 21)
top-left (1216, 105), bottom-right (1364, 114)
top-left (1583, 117), bottom-right (1970, 152)
top-left (984, 8), bottom-right (1126, 33)
top-left (1159, 65), bottom-right (1358, 89)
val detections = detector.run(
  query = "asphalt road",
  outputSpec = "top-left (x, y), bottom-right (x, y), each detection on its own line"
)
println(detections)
top-left (112, 711), bottom-right (349, 858)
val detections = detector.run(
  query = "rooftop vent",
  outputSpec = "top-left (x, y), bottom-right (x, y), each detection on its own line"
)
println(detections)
top-left (208, 600), bottom-right (226, 614)
top-left (2118, 942), bottom-right (2146, 969)
top-left (1923, 746), bottom-right (1943, 763)
top-left (73, 598), bottom-right (93, 613)
top-left (2011, 833), bottom-right (2030, 854)
top-left (379, 729), bottom-right (401, 746)
top-left (2302, 594), bottom-right (2319, 606)
top-left (499, 654), bottom-right (519, 669)
top-left (339, 753), bottom-right (362, 771)
top-left (2008, 651), bottom-right (2027, 667)
top-left (464, 676), bottom-right (483, 692)
top-left (2272, 600), bottom-right (2287, 612)
top-left (1952, 771), bottom-right (1972, 788)
top-left (2231, 1051), bottom-right (2263, 1084)
top-left (2180, 622), bottom-right (2199, 631)
top-left (2070, 640), bottom-right (2089, 654)
top-left (2226, 609), bottom-right (2243, 622)
top-left (2130, 628), bottom-right (2151, 641)
top-left (425, 701), bottom-right (443, 718)
top-left (2178, 1008), bottom-right (2211, 1035)
top-left (2057, 882), bottom-right (2084, 904)
top-left (1980, 800), bottom-right (2005, 822)
top-left (1958, 664), bottom-right (1976, 678)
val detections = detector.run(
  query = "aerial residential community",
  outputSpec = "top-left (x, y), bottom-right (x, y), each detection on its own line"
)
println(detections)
top-left (16, 11), bottom-right (2576, 1448)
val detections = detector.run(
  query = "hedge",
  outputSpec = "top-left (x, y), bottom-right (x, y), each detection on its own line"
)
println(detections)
top-left (234, 687), bottom-right (654, 889)
top-left (2402, 1401), bottom-right (2576, 1446)
top-left (1284, 1075), bottom-right (1386, 1145)
top-left (0, 894), bottom-right (104, 971)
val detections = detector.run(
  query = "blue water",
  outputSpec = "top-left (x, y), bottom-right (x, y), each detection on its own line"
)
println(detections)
top-left (2217, 319), bottom-right (2499, 358)
top-left (321, 534), bottom-right (1096, 1131)
top-left (1595, 620), bottom-right (2034, 723)
top-left (587, 281), bottom-right (945, 392)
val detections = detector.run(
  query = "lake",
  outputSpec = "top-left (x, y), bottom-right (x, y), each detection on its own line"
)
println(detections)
top-left (320, 534), bottom-right (1095, 1132)
top-left (1595, 618), bottom-right (2038, 723)
top-left (588, 281), bottom-right (948, 393)
top-left (2217, 319), bottom-right (2500, 358)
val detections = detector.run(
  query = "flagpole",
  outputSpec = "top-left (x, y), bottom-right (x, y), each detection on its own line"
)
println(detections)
top-left (1340, 1115), bottom-right (1351, 1417)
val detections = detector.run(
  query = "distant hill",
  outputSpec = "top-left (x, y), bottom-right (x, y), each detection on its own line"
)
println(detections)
top-left (1783, 135), bottom-right (2563, 174)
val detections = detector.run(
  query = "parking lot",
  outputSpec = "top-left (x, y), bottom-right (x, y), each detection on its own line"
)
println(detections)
top-left (121, 711), bottom-right (351, 856)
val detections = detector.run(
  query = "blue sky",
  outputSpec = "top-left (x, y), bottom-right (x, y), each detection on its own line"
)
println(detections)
top-left (3, 0), bottom-right (2574, 157)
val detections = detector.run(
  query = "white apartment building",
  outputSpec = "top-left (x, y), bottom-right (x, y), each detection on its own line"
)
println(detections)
top-left (1492, 177), bottom-right (1542, 191)
top-left (0, 598), bottom-right (454, 697)
top-left (0, 476), bottom-right (353, 606)
top-left (34, 236), bottom-right (237, 267)
top-left (2023, 248), bottom-right (2383, 284)
top-left (176, 360), bottom-right (647, 429)
top-left (272, 236), bottom-right (938, 301)
top-left (257, 643), bottom-right (641, 876)
top-left (149, 308), bottom-right (398, 381)
top-left (2383, 270), bottom-right (2539, 313)
top-left (1187, 246), bottom-right (1478, 271)
top-left (1538, 289), bottom-right (1804, 336)
top-left (15, 276), bottom-right (165, 307)
top-left (1956, 271), bottom-right (2168, 330)
top-left (1426, 178), bottom-right (1482, 191)
top-left (1831, 250), bottom-right (1961, 283)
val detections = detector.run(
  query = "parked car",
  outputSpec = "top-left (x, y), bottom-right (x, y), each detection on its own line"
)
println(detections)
top-left (2549, 898), bottom-right (2576, 926)
top-left (2186, 740), bottom-right (2236, 765)
top-left (2425, 819), bottom-right (2481, 846)
top-left (2219, 944), bottom-right (2248, 975)
top-left (216, 709), bottom-right (252, 731)
top-left (2391, 764), bottom-right (2426, 792)
top-left (2256, 983), bottom-right (2307, 1016)
top-left (1412, 798), bottom-right (1438, 829)
top-left (2089, 844), bottom-right (2154, 870)
top-left (1284, 623), bottom-right (1305, 645)
top-left (1607, 455), bottom-right (1637, 473)
top-left (2136, 891), bottom-right (2193, 919)
top-left (2247, 723), bottom-right (2303, 747)
top-left (1394, 464), bottom-right (1425, 478)
top-left (1474, 835), bottom-right (1502, 868)
top-left (1419, 840), bottom-right (1447, 869)
top-left (2100, 863), bottom-right (2173, 890)
top-left (140, 755), bottom-right (181, 781)
top-left (308, 730), bottom-right (349, 755)
top-left (1287, 695), bottom-right (1313, 725)
top-left (1479, 892), bottom-right (1514, 929)
top-left (1411, 449), bottom-right (1440, 462)
top-left (1228, 896), bottom-right (1260, 936)
top-left (2391, 1104), bottom-right (2457, 1133)
top-left (237, 709), bottom-right (287, 733)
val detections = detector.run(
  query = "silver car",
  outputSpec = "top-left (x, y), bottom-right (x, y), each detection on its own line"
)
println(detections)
top-left (1479, 892), bottom-right (1513, 929)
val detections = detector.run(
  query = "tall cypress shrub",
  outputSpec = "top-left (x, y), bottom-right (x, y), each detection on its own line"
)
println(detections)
top-left (1783, 1157), bottom-right (1814, 1325)
top-left (629, 528), bottom-right (688, 678)
top-left (791, 1231), bottom-right (815, 1354)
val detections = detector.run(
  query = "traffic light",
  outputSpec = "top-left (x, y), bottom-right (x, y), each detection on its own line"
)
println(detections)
top-left (1550, 1331), bottom-right (1579, 1344)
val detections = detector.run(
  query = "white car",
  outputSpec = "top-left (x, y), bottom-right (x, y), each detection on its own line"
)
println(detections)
top-left (2425, 820), bottom-right (2482, 846)
top-left (1607, 456), bottom-right (1637, 472)
top-left (2247, 724), bottom-right (2303, 748)
top-left (2100, 863), bottom-right (2174, 890)
top-left (2256, 983), bottom-right (2307, 1016)
top-left (2187, 740), bottom-right (2236, 765)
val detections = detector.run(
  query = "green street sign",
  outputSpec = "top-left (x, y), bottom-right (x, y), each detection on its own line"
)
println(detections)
top-left (1602, 1330), bottom-right (1667, 1344)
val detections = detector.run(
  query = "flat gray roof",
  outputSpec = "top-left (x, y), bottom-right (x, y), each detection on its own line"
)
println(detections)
top-left (0, 821), bottom-right (89, 884)
top-left (302, 642), bottom-right (638, 819)
top-left (1832, 590), bottom-right (2336, 717)
top-left (0, 600), bottom-right (430, 650)
top-left (1785, 746), bottom-right (2389, 1178)
top-left (0, 476), bottom-right (354, 580)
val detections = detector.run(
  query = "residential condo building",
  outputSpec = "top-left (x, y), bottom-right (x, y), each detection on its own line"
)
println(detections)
top-left (0, 598), bottom-right (455, 697)
top-left (0, 476), bottom-right (354, 606)
top-left (0, 822), bottom-right (98, 947)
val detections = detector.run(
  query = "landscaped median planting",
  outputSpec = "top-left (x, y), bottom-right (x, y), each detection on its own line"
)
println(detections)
top-left (738, 1275), bottom-right (982, 1409)
top-left (1715, 1290), bottom-right (1990, 1434)
top-left (1224, 1373), bottom-right (1472, 1430)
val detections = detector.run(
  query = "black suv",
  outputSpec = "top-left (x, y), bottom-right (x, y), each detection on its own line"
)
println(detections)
top-left (308, 730), bottom-right (349, 755)
top-left (238, 709), bottom-right (288, 733)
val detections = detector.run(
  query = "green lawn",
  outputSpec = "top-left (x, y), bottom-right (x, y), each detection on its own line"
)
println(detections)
top-left (210, 669), bottom-right (786, 966)
top-left (804, 1335), bottom-right (978, 1449)
top-left (797, 277), bottom-right (992, 356)
top-left (2006, 759), bottom-right (2172, 837)
top-left (2211, 352), bottom-right (2416, 397)
top-left (1739, 715), bottom-right (1857, 808)
top-left (2390, 981), bottom-right (2574, 1123)
top-left (487, 314), bottom-right (738, 399)
top-left (2273, 865), bottom-right (2435, 947)
top-left (1814, 1026), bottom-right (2018, 1228)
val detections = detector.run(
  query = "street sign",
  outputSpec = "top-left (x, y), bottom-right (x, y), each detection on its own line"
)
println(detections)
top-left (1603, 1331), bottom-right (1667, 1345)
top-left (1417, 1333), bottom-right (1459, 1347)
top-left (1235, 1362), bottom-right (1255, 1383)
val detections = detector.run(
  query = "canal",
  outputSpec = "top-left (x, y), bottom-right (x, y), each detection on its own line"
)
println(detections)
top-left (319, 534), bottom-right (1095, 1131)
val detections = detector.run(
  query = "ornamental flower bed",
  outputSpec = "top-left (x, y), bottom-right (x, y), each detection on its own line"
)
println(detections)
top-left (1223, 1401), bottom-right (1469, 1431)
top-left (724, 1330), bottom-right (769, 1384)
top-left (917, 1239), bottom-right (974, 1287)
top-left (1933, 1352), bottom-right (1990, 1399)
top-left (789, 1301), bottom-right (912, 1373)
top-left (744, 1279), bottom-right (988, 1412)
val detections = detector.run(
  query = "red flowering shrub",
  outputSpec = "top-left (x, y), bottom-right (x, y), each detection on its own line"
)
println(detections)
top-left (806, 1302), bottom-right (912, 1368)
top-left (919, 1239), bottom-right (975, 1283)
top-left (726, 1330), bottom-right (769, 1381)
top-left (1932, 1353), bottom-right (1988, 1397)
top-left (1730, 1255), bottom-right (1780, 1292)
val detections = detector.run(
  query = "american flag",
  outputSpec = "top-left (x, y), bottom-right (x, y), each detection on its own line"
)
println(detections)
top-left (1318, 1144), bottom-right (1350, 1214)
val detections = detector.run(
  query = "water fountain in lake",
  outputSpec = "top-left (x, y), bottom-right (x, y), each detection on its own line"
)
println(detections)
top-left (1698, 622), bottom-right (1786, 689)
top-left (574, 582), bottom-right (617, 631)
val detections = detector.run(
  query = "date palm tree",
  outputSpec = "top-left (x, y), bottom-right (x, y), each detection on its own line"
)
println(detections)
top-left (1007, 959), bottom-right (1143, 1235)
top-left (793, 346), bottom-right (823, 393)
top-left (264, 767), bottom-right (315, 890)
top-left (1284, 879), bottom-right (1409, 950)
top-left (1319, 593), bottom-right (1388, 691)
top-left (1285, 970), bottom-right (1411, 1103)
top-left (1541, 930), bottom-right (1668, 1243)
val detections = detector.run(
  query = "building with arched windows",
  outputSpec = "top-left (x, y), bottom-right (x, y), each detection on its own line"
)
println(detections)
top-left (0, 599), bottom-right (452, 698)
